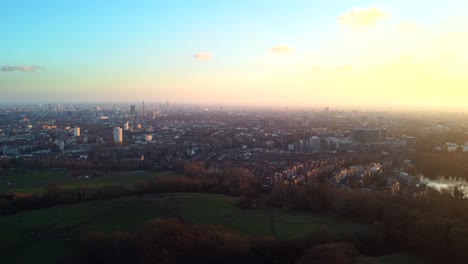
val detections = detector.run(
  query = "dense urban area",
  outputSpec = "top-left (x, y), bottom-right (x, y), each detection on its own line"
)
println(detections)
top-left (1, 103), bottom-right (467, 194)
top-left (1, 103), bottom-right (468, 264)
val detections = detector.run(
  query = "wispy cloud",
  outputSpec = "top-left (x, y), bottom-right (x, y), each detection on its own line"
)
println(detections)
top-left (193, 52), bottom-right (212, 60)
top-left (338, 7), bottom-right (389, 27)
top-left (1, 65), bottom-right (42, 72)
top-left (336, 65), bottom-right (353, 72)
top-left (270, 45), bottom-right (293, 55)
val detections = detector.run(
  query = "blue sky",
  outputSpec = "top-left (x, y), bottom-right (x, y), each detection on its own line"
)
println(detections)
top-left (1, 1), bottom-right (467, 109)
top-left (2, 1), bottom-right (340, 64)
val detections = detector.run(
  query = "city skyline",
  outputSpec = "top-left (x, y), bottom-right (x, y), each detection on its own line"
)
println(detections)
top-left (1, 1), bottom-right (468, 110)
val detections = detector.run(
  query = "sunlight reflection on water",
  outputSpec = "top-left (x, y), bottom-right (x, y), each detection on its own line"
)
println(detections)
top-left (419, 175), bottom-right (468, 197)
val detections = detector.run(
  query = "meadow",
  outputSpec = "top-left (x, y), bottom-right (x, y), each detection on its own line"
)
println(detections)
top-left (0, 170), bottom-right (175, 193)
top-left (0, 192), bottom-right (388, 263)
top-left (0, 171), bottom-right (424, 263)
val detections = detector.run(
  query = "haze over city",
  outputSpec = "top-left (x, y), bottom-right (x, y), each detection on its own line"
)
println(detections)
top-left (2, 0), bottom-right (468, 110)
top-left (3, 2), bottom-right (468, 264)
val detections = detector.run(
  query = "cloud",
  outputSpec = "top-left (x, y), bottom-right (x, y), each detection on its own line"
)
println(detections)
top-left (1, 65), bottom-right (42, 72)
top-left (397, 21), bottom-right (418, 31)
top-left (336, 65), bottom-right (353, 72)
top-left (193, 52), bottom-right (212, 60)
top-left (270, 45), bottom-right (293, 55)
top-left (338, 7), bottom-right (389, 27)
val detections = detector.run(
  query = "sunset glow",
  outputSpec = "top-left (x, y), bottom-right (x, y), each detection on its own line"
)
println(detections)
top-left (1, 0), bottom-right (467, 110)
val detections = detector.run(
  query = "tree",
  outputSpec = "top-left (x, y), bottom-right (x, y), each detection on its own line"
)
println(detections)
top-left (44, 183), bottom-right (63, 206)
top-left (136, 218), bottom-right (249, 264)
top-left (296, 242), bottom-right (358, 264)
top-left (79, 231), bottom-right (136, 264)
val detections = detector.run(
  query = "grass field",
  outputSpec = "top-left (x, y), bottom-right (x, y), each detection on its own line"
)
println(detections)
top-left (273, 210), bottom-right (372, 239)
top-left (0, 193), bottom-right (383, 263)
top-left (1, 171), bottom-right (69, 184)
top-left (0, 170), bottom-right (176, 194)
top-left (0, 170), bottom-right (427, 264)
top-left (355, 253), bottom-right (424, 264)
top-left (377, 253), bottom-right (424, 264)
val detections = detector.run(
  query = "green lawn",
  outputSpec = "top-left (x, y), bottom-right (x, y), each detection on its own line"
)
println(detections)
top-left (0, 193), bottom-right (421, 263)
top-left (178, 193), bottom-right (239, 225)
top-left (0, 171), bottom-right (69, 184)
top-left (0, 194), bottom-right (179, 263)
top-left (0, 170), bottom-right (176, 194)
top-left (377, 253), bottom-right (424, 264)
top-left (227, 209), bottom-right (274, 237)
top-left (355, 253), bottom-right (424, 264)
top-left (273, 210), bottom-right (372, 239)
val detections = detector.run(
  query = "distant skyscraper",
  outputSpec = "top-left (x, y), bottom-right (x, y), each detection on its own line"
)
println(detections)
top-left (281, 133), bottom-right (288, 150)
top-left (114, 127), bottom-right (123, 143)
top-left (130, 105), bottom-right (136, 115)
top-left (73, 127), bottom-right (80, 137)
top-left (299, 139), bottom-right (305, 149)
top-left (352, 128), bottom-right (386, 143)
top-left (268, 117), bottom-right (274, 127)
top-left (58, 140), bottom-right (65, 152)
top-left (324, 107), bottom-right (330, 127)
top-left (142, 100), bottom-right (145, 116)
top-left (309, 136), bottom-right (321, 152)
top-left (302, 116), bottom-right (310, 127)
top-left (145, 134), bottom-right (153, 142)
top-left (124, 121), bottom-right (129, 131)
top-left (377, 116), bottom-right (385, 128)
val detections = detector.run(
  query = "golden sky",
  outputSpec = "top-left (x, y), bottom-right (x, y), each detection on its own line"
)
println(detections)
top-left (1, 1), bottom-right (467, 110)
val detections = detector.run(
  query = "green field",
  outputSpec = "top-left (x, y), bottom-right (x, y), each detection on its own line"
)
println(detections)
top-left (0, 171), bottom-right (427, 264)
top-left (0, 170), bottom-right (176, 193)
top-left (0, 171), bottom-right (69, 184)
top-left (355, 253), bottom-right (424, 264)
top-left (273, 210), bottom-right (372, 239)
top-left (0, 193), bottom-right (382, 263)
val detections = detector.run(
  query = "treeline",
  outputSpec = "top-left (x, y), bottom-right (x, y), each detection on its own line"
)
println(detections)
top-left (0, 156), bottom-right (154, 173)
top-left (3, 160), bottom-right (468, 262)
top-left (69, 218), bottom-right (360, 264)
top-left (415, 130), bottom-right (466, 153)
top-left (405, 152), bottom-right (468, 179)
top-left (20, 158), bottom-right (152, 171)
top-left (75, 184), bottom-right (468, 264)
top-left (9, 177), bottom-right (465, 263)
top-left (264, 182), bottom-right (468, 263)
top-left (0, 167), bottom-right (258, 216)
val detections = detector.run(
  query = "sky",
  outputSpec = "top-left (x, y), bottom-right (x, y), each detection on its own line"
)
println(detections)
top-left (1, 0), bottom-right (468, 110)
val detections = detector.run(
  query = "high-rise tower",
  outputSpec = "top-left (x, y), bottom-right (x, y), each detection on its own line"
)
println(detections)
top-left (114, 127), bottom-right (123, 143)
top-left (74, 127), bottom-right (81, 137)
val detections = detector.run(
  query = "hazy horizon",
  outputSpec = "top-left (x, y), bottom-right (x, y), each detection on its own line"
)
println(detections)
top-left (2, 1), bottom-right (468, 110)
top-left (2, 100), bottom-right (468, 113)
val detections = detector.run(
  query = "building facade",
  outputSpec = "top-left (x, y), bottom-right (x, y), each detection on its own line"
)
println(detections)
top-left (114, 127), bottom-right (123, 143)
top-left (74, 127), bottom-right (80, 137)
